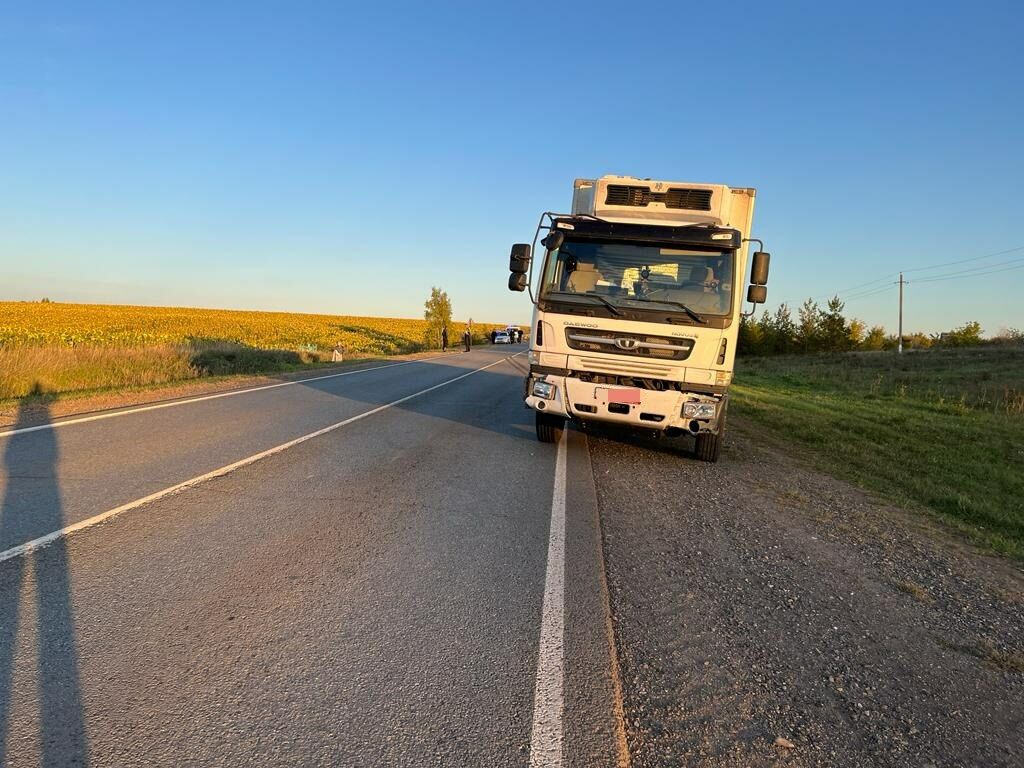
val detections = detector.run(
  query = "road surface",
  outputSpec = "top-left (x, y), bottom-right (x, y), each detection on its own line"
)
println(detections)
top-left (0, 346), bottom-right (625, 767)
top-left (2, 344), bottom-right (1022, 767)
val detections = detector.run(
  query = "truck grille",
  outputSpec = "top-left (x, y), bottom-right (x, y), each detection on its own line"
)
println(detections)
top-left (604, 184), bottom-right (713, 211)
top-left (576, 356), bottom-right (673, 378)
top-left (565, 327), bottom-right (694, 361)
top-left (572, 371), bottom-right (689, 392)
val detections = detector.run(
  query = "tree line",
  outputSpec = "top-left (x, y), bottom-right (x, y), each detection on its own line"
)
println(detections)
top-left (738, 296), bottom-right (1020, 356)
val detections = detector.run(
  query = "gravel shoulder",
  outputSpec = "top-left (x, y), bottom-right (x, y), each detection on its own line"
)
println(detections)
top-left (589, 419), bottom-right (1024, 767)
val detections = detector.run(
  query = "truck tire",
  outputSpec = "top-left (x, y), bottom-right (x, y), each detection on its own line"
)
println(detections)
top-left (693, 431), bottom-right (721, 463)
top-left (535, 412), bottom-right (565, 443)
top-left (694, 406), bottom-right (727, 463)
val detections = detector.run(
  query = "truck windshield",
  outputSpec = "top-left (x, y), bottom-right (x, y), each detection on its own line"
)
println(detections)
top-left (539, 240), bottom-right (735, 317)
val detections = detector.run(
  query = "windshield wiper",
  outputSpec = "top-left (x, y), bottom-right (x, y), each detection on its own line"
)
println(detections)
top-left (633, 297), bottom-right (706, 324)
top-left (545, 291), bottom-right (623, 316)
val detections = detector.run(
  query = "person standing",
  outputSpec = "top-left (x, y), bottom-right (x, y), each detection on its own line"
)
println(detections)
top-left (463, 329), bottom-right (471, 352)
top-left (441, 326), bottom-right (449, 351)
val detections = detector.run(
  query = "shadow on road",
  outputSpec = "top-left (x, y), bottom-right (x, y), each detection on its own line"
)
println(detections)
top-left (294, 345), bottom-right (537, 443)
top-left (0, 395), bottom-right (89, 766)
top-left (579, 420), bottom-right (707, 461)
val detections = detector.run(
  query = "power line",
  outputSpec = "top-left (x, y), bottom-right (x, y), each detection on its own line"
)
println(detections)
top-left (774, 243), bottom-right (1024, 306)
top-left (913, 262), bottom-right (1024, 286)
top-left (821, 274), bottom-right (897, 298)
top-left (903, 244), bottom-right (1024, 275)
top-left (842, 284), bottom-right (896, 302)
top-left (907, 254), bottom-right (1024, 282)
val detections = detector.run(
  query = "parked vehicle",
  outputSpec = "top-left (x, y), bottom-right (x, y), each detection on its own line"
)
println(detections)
top-left (507, 175), bottom-right (771, 462)
top-left (494, 331), bottom-right (511, 344)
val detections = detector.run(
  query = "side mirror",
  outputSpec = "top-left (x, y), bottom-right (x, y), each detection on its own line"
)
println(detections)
top-left (509, 272), bottom-right (529, 292)
top-left (750, 251), bottom-right (770, 285)
top-left (509, 243), bottom-right (531, 274)
top-left (747, 284), bottom-right (767, 304)
top-left (541, 230), bottom-right (564, 251)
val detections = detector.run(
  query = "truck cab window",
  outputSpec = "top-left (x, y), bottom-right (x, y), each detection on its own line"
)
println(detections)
top-left (541, 241), bottom-right (735, 317)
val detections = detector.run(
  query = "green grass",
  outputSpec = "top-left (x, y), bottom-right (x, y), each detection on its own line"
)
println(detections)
top-left (731, 346), bottom-right (1024, 560)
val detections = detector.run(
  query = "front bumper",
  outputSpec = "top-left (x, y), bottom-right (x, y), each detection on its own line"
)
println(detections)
top-left (524, 373), bottom-right (726, 434)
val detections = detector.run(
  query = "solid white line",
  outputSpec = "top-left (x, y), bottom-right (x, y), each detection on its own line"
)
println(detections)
top-left (0, 356), bottom-right (447, 439)
top-left (529, 427), bottom-right (568, 767)
top-left (0, 354), bottom-right (516, 564)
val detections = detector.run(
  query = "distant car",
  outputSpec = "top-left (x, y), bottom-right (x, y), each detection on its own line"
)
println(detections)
top-left (494, 331), bottom-right (511, 344)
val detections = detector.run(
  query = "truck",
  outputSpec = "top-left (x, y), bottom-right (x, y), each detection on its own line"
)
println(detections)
top-left (506, 175), bottom-right (771, 462)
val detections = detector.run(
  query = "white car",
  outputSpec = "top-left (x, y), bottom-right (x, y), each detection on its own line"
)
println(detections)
top-left (494, 331), bottom-right (511, 344)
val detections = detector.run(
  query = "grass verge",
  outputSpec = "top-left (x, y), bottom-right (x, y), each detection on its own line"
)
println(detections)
top-left (0, 342), bottom-right (340, 400)
top-left (731, 347), bottom-right (1024, 560)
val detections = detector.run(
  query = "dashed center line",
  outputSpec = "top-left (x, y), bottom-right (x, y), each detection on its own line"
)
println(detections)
top-left (0, 355), bottom-right (517, 564)
top-left (0, 357), bottom-right (445, 439)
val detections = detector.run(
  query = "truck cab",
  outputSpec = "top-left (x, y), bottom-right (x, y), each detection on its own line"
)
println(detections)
top-left (508, 175), bottom-right (771, 462)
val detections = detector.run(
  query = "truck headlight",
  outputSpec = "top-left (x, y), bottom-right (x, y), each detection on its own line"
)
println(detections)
top-left (683, 402), bottom-right (717, 419)
top-left (532, 380), bottom-right (555, 399)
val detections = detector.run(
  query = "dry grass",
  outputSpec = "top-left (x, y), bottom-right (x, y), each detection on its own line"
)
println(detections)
top-left (0, 342), bottom-right (328, 400)
top-left (981, 644), bottom-right (1024, 673)
top-left (892, 579), bottom-right (932, 602)
top-left (0, 301), bottom-right (510, 400)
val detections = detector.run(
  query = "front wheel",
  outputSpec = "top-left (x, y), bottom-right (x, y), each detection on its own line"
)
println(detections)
top-left (693, 431), bottom-right (722, 463)
top-left (535, 412), bottom-right (565, 443)
top-left (693, 408), bottom-right (726, 463)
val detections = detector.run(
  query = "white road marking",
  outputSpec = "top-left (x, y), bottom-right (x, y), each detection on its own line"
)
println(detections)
top-left (530, 427), bottom-right (567, 767)
top-left (0, 354), bottom-right (518, 564)
top-left (0, 356), bottom-right (448, 439)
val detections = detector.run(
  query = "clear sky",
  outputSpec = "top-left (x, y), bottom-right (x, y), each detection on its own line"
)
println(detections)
top-left (1, 1), bottom-right (1022, 334)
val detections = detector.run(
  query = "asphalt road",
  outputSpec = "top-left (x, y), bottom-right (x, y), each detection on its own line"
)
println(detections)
top-left (0, 346), bottom-right (625, 767)
top-left (3, 344), bottom-right (1021, 767)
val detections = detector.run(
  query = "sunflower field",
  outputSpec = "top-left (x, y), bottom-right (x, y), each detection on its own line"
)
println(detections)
top-left (0, 301), bottom-right (508, 399)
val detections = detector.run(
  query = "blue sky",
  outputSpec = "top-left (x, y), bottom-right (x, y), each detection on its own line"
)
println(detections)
top-left (1, 1), bottom-right (1022, 334)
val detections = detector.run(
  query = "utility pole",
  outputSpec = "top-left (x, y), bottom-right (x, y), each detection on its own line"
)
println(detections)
top-left (896, 272), bottom-right (908, 354)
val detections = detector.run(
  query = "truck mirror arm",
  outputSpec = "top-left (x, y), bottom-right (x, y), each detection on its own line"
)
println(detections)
top-left (741, 237), bottom-right (770, 317)
top-left (526, 211), bottom-right (576, 306)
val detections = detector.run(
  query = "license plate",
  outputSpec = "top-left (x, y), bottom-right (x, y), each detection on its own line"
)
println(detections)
top-left (595, 387), bottom-right (643, 405)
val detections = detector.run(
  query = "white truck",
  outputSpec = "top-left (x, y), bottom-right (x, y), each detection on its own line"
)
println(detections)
top-left (507, 175), bottom-right (771, 462)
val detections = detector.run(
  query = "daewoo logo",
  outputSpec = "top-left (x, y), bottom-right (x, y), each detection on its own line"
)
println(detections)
top-left (614, 337), bottom-right (638, 350)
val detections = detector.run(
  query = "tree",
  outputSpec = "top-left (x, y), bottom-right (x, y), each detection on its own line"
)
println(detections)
top-left (906, 331), bottom-right (933, 350)
top-left (797, 299), bottom-right (823, 353)
top-left (820, 296), bottom-right (850, 352)
top-left (847, 318), bottom-right (866, 348)
top-left (423, 287), bottom-right (453, 348)
top-left (738, 315), bottom-right (764, 355)
top-left (755, 310), bottom-right (777, 354)
top-left (940, 321), bottom-right (983, 347)
top-left (862, 325), bottom-right (887, 351)
top-left (772, 304), bottom-right (797, 354)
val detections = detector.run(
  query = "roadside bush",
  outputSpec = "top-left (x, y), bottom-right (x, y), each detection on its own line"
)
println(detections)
top-left (739, 296), bottom-right (991, 358)
top-left (188, 344), bottom-right (307, 376)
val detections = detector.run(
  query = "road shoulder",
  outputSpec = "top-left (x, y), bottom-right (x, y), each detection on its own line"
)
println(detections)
top-left (590, 423), bottom-right (1023, 767)
top-left (563, 427), bottom-right (631, 767)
